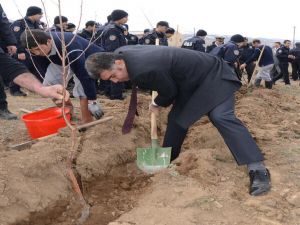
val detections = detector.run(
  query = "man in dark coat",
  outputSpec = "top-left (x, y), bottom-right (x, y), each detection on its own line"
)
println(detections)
top-left (85, 45), bottom-right (271, 196)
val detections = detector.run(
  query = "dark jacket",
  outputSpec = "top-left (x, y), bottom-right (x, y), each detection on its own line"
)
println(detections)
top-left (100, 22), bottom-right (127, 52)
top-left (11, 17), bottom-right (43, 53)
top-left (0, 4), bottom-right (17, 54)
top-left (245, 45), bottom-right (274, 67)
top-left (139, 31), bottom-right (168, 46)
top-left (115, 45), bottom-right (241, 129)
top-left (181, 36), bottom-right (205, 52)
top-left (33, 32), bottom-right (104, 100)
top-left (289, 47), bottom-right (300, 61)
top-left (276, 46), bottom-right (290, 63)
top-left (210, 41), bottom-right (240, 65)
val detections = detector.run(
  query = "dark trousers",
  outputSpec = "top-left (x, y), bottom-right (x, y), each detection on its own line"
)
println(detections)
top-left (163, 95), bottom-right (264, 165)
top-left (104, 81), bottom-right (124, 99)
top-left (292, 60), bottom-right (300, 80)
top-left (246, 63), bottom-right (255, 83)
top-left (273, 62), bottom-right (290, 84)
top-left (0, 77), bottom-right (7, 110)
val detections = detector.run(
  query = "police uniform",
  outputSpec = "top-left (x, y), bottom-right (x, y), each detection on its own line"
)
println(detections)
top-left (210, 41), bottom-right (241, 79)
top-left (273, 46), bottom-right (291, 84)
top-left (78, 29), bottom-right (95, 42)
top-left (0, 4), bottom-right (28, 119)
top-left (239, 43), bottom-right (255, 82)
top-left (290, 44), bottom-right (300, 80)
top-left (181, 36), bottom-right (205, 52)
top-left (139, 31), bottom-right (168, 46)
top-left (101, 22), bottom-right (127, 99)
top-left (126, 33), bottom-right (138, 45)
top-left (10, 16), bottom-right (44, 93)
top-left (206, 42), bottom-right (217, 53)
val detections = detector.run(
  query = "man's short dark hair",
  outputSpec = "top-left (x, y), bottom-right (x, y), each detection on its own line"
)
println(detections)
top-left (166, 27), bottom-right (175, 34)
top-left (196, 29), bottom-right (207, 37)
top-left (275, 41), bottom-right (281, 45)
top-left (156, 21), bottom-right (169, 28)
top-left (54, 16), bottom-right (68, 25)
top-left (85, 52), bottom-right (123, 79)
top-left (20, 29), bottom-right (51, 49)
top-left (85, 20), bottom-right (96, 28)
top-left (284, 40), bottom-right (291, 44)
top-left (252, 39), bottom-right (261, 44)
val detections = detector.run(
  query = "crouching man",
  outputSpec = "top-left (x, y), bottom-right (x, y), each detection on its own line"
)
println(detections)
top-left (85, 45), bottom-right (271, 196)
top-left (20, 29), bottom-right (104, 123)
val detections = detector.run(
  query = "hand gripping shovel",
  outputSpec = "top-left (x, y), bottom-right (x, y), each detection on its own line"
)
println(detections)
top-left (136, 91), bottom-right (172, 174)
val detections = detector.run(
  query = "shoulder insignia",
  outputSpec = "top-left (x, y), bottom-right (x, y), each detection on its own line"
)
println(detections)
top-left (278, 50), bottom-right (282, 54)
top-left (145, 39), bottom-right (151, 44)
top-left (234, 50), bottom-right (240, 55)
top-left (109, 35), bottom-right (117, 41)
top-left (13, 26), bottom-right (20, 32)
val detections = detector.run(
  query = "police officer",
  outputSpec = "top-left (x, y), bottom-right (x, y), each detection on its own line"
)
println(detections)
top-left (10, 6), bottom-right (44, 96)
top-left (273, 40), bottom-right (294, 85)
top-left (206, 36), bottom-right (225, 53)
top-left (123, 24), bottom-right (138, 45)
top-left (100, 9), bottom-right (128, 100)
top-left (182, 29), bottom-right (207, 52)
top-left (290, 42), bottom-right (300, 81)
top-left (49, 16), bottom-right (68, 32)
top-left (0, 4), bottom-right (18, 119)
top-left (78, 21), bottom-right (98, 42)
top-left (239, 37), bottom-right (255, 83)
top-left (210, 34), bottom-right (245, 79)
top-left (139, 21), bottom-right (169, 46)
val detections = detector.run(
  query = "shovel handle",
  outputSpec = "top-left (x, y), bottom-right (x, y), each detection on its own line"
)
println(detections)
top-left (151, 91), bottom-right (158, 140)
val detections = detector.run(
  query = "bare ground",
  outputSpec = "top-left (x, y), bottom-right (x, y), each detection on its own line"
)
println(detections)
top-left (0, 81), bottom-right (299, 225)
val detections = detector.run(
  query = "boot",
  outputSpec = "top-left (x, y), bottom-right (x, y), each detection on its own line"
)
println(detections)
top-left (254, 78), bottom-right (262, 87)
top-left (0, 108), bottom-right (17, 120)
top-left (265, 81), bottom-right (273, 89)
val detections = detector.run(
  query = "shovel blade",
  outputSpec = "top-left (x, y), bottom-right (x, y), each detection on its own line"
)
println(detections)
top-left (136, 147), bottom-right (172, 174)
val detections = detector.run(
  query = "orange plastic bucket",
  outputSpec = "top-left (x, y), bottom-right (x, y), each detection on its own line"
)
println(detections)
top-left (22, 107), bottom-right (71, 139)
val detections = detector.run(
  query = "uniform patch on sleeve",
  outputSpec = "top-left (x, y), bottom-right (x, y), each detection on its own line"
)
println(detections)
top-left (234, 50), bottom-right (239, 55)
top-left (109, 35), bottom-right (117, 41)
top-left (13, 26), bottom-right (20, 32)
top-left (278, 50), bottom-right (282, 54)
top-left (145, 39), bottom-right (150, 44)
top-left (131, 36), bottom-right (136, 40)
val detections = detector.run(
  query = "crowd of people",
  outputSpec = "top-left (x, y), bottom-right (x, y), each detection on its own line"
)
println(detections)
top-left (1, 4), bottom-right (300, 197)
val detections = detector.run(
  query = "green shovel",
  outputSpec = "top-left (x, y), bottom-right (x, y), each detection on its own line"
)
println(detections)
top-left (136, 91), bottom-right (172, 174)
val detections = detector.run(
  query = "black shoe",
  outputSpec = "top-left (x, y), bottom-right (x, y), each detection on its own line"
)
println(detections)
top-left (249, 169), bottom-right (271, 196)
top-left (0, 109), bottom-right (17, 120)
top-left (265, 81), bottom-right (273, 89)
top-left (109, 96), bottom-right (125, 100)
top-left (10, 90), bottom-right (27, 97)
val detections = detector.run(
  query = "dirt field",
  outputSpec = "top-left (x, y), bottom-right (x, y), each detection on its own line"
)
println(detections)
top-left (0, 81), bottom-right (299, 225)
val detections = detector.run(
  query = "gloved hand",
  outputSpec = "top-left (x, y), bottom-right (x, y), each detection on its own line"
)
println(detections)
top-left (88, 100), bottom-right (104, 119)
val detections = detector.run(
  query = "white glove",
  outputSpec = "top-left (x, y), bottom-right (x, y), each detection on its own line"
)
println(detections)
top-left (88, 101), bottom-right (104, 119)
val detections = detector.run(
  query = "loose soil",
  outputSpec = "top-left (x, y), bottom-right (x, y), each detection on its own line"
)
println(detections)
top-left (0, 81), bottom-right (299, 225)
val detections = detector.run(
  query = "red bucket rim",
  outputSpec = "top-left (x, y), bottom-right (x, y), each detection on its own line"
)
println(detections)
top-left (21, 107), bottom-right (71, 122)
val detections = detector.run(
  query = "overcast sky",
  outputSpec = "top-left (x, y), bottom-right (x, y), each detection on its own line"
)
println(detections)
top-left (1, 0), bottom-right (300, 40)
